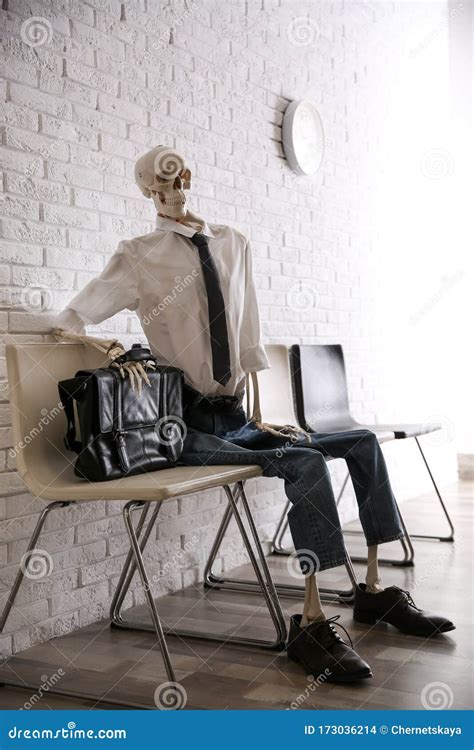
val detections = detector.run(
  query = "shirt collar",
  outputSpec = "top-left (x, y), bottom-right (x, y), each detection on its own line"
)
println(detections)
top-left (155, 211), bottom-right (214, 239)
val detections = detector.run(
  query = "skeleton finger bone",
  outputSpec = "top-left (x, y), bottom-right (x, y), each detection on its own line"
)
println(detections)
top-left (122, 363), bottom-right (138, 393)
top-left (54, 328), bottom-right (153, 397)
top-left (135, 361), bottom-right (152, 388)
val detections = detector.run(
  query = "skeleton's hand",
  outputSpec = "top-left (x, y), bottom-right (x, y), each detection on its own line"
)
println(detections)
top-left (53, 328), bottom-right (155, 397)
top-left (108, 343), bottom-right (155, 397)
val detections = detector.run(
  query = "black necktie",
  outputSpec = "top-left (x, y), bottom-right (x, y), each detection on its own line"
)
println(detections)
top-left (190, 232), bottom-right (231, 386)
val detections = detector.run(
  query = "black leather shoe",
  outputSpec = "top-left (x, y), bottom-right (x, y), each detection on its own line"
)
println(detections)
top-left (353, 584), bottom-right (455, 636)
top-left (287, 614), bottom-right (372, 683)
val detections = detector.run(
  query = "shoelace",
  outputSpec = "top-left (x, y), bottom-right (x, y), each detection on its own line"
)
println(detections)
top-left (314, 615), bottom-right (354, 649)
top-left (394, 587), bottom-right (421, 611)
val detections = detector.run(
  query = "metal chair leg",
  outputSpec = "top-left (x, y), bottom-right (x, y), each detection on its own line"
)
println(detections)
top-left (335, 471), bottom-right (351, 507)
top-left (0, 500), bottom-right (73, 633)
top-left (203, 498), bottom-right (234, 588)
top-left (0, 500), bottom-right (149, 708)
top-left (110, 501), bottom-right (162, 625)
top-left (224, 483), bottom-right (287, 645)
top-left (271, 499), bottom-right (292, 555)
top-left (411, 437), bottom-right (455, 541)
top-left (204, 485), bottom-right (356, 603)
top-left (270, 469), bottom-right (415, 567)
top-left (345, 507), bottom-right (415, 567)
top-left (272, 471), bottom-right (349, 555)
top-left (343, 434), bottom-right (456, 551)
top-left (122, 500), bottom-right (176, 684)
top-left (113, 485), bottom-right (287, 650)
top-left (339, 435), bottom-right (456, 549)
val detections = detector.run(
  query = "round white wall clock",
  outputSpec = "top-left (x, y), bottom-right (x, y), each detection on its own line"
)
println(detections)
top-left (282, 100), bottom-right (324, 175)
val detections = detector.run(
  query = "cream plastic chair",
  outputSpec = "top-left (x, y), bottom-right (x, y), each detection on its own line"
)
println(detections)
top-left (201, 344), bottom-right (358, 603)
top-left (1, 343), bottom-right (286, 706)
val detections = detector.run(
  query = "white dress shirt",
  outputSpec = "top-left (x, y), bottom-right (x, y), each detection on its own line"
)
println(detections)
top-left (54, 213), bottom-right (269, 396)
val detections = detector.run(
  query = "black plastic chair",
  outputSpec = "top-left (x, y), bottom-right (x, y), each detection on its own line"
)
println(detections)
top-left (270, 344), bottom-right (414, 567)
top-left (288, 344), bottom-right (454, 548)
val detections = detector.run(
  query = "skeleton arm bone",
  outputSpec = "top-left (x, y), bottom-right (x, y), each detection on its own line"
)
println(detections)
top-left (51, 237), bottom-right (151, 393)
top-left (52, 327), bottom-right (153, 395)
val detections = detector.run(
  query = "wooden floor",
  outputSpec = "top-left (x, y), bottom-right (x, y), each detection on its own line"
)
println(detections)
top-left (0, 482), bottom-right (472, 710)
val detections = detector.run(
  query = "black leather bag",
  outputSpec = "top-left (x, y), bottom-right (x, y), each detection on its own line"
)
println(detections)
top-left (58, 344), bottom-right (184, 482)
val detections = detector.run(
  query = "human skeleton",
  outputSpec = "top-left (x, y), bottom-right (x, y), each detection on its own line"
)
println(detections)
top-left (52, 145), bottom-right (380, 628)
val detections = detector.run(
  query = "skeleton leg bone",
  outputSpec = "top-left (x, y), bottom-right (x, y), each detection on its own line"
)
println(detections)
top-left (365, 544), bottom-right (383, 592)
top-left (301, 573), bottom-right (326, 626)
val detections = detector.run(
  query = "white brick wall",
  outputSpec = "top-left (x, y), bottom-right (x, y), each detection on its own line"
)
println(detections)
top-left (0, 0), bottom-right (455, 659)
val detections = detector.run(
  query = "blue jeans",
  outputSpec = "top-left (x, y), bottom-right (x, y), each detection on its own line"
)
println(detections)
top-left (181, 389), bottom-right (404, 572)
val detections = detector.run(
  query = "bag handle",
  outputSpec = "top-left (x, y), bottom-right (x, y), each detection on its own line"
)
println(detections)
top-left (113, 343), bottom-right (156, 366)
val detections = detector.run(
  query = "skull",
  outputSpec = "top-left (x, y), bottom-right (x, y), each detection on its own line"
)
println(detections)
top-left (134, 145), bottom-right (192, 219)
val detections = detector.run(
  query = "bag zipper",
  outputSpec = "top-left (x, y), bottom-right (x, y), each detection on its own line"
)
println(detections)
top-left (111, 370), bottom-right (130, 474)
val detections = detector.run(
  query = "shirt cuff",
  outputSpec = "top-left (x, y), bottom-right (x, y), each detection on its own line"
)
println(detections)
top-left (241, 347), bottom-right (270, 373)
top-left (52, 307), bottom-right (87, 334)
